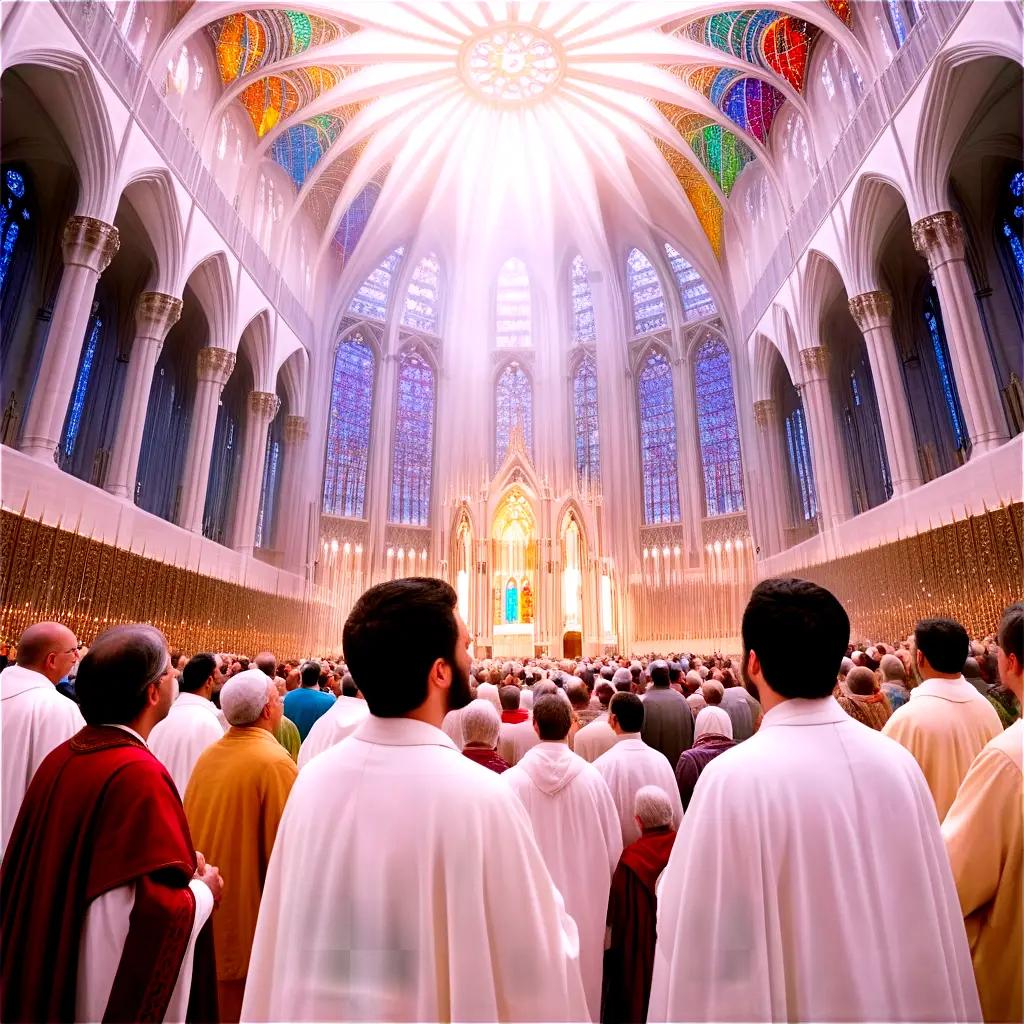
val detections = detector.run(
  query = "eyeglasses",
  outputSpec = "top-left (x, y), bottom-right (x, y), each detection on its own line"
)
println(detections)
top-left (62, 646), bottom-right (80, 658)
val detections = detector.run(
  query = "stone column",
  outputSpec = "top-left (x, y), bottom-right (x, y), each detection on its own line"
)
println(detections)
top-left (230, 390), bottom-right (281, 556)
top-left (912, 211), bottom-right (1009, 454)
top-left (278, 414), bottom-right (310, 570)
top-left (19, 216), bottom-right (119, 461)
top-left (752, 399), bottom-right (788, 555)
top-left (799, 346), bottom-right (853, 532)
top-left (847, 290), bottom-right (923, 496)
top-left (177, 347), bottom-right (236, 534)
top-left (105, 292), bottom-right (183, 499)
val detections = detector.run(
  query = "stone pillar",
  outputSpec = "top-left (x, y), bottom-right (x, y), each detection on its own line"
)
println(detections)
top-left (278, 414), bottom-right (310, 570)
top-left (799, 346), bottom-right (853, 532)
top-left (177, 348), bottom-right (236, 534)
top-left (105, 292), bottom-right (183, 499)
top-left (752, 399), bottom-right (788, 555)
top-left (230, 390), bottom-right (281, 556)
top-left (847, 290), bottom-right (923, 496)
top-left (19, 216), bottom-right (119, 461)
top-left (912, 211), bottom-right (1009, 454)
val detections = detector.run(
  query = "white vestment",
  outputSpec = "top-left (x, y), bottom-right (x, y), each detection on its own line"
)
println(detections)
top-left (1, 664), bottom-right (85, 853)
top-left (572, 716), bottom-right (616, 763)
top-left (649, 697), bottom-right (981, 1023)
top-left (298, 695), bottom-right (371, 768)
top-left (497, 718), bottom-right (540, 766)
top-left (241, 716), bottom-right (589, 1022)
top-left (593, 734), bottom-right (684, 847)
top-left (148, 693), bottom-right (227, 797)
top-left (503, 741), bottom-right (623, 1020)
top-left (441, 706), bottom-right (466, 749)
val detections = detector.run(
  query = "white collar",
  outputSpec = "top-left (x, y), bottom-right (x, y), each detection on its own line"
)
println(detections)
top-left (102, 723), bottom-right (149, 747)
top-left (0, 664), bottom-right (55, 699)
top-left (613, 732), bottom-right (643, 746)
top-left (911, 676), bottom-right (982, 704)
top-left (761, 696), bottom-right (848, 728)
top-left (173, 692), bottom-right (218, 712)
top-left (354, 715), bottom-right (457, 750)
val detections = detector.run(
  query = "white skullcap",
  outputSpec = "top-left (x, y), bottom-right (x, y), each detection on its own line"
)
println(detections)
top-left (519, 687), bottom-right (534, 710)
top-left (630, 661), bottom-right (642, 672)
top-left (634, 785), bottom-right (674, 829)
top-left (502, 661), bottom-right (514, 676)
top-left (220, 669), bottom-right (272, 726)
top-left (840, 656), bottom-right (854, 676)
top-left (650, 659), bottom-right (668, 670)
top-left (695, 706), bottom-right (733, 741)
top-left (461, 698), bottom-right (501, 747)
top-left (612, 667), bottom-right (633, 686)
top-left (476, 681), bottom-right (501, 710)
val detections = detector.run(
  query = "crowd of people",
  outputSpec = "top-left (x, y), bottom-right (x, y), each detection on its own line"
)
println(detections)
top-left (0, 576), bottom-right (1020, 1023)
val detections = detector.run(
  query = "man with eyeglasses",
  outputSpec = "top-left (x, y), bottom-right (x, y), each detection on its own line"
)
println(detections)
top-left (1, 621), bottom-right (85, 854)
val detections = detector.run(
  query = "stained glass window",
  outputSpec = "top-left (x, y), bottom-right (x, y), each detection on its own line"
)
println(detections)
top-left (271, 110), bottom-right (346, 189)
top-left (637, 351), bottom-right (681, 524)
top-left (664, 243), bottom-right (717, 322)
top-left (0, 168), bottom-right (30, 297)
top-left (333, 182), bottom-right (380, 260)
top-left (255, 432), bottom-right (281, 547)
top-left (997, 170), bottom-right (1024, 313)
top-left (61, 314), bottom-right (103, 460)
top-left (348, 246), bottom-right (404, 320)
top-left (693, 336), bottom-right (744, 515)
top-left (505, 579), bottom-right (520, 623)
top-left (401, 253), bottom-right (441, 334)
top-left (496, 257), bottom-right (531, 348)
top-left (389, 351), bottom-right (434, 525)
top-left (923, 286), bottom-right (968, 451)
top-left (784, 403), bottom-right (818, 520)
top-left (627, 248), bottom-right (668, 335)
top-left (323, 336), bottom-right (374, 516)
top-left (571, 254), bottom-right (596, 344)
top-left (495, 362), bottom-right (533, 463)
top-left (573, 357), bottom-right (600, 484)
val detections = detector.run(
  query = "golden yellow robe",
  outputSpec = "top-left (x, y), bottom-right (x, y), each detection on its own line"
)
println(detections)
top-left (183, 727), bottom-right (297, 986)
top-left (942, 719), bottom-right (1023, 1024)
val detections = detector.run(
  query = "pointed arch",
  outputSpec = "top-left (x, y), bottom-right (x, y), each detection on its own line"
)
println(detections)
top-left (571, 354), bottom-right (600, 484)
top-left (400, 251), bottom-right (442, 334)
top-left (496, 256), bottom-right (531, 348)
top-left (346, 245), bottom-right (405, 321)
top-left (389, 345), bottom-right (435, 526)
top-left (495, 360), bottom-right (533, 464)
top-left (664, 241), bottom-right (718, 322)
top-left (118, 169), bottom-right (184, 294)
top-left (570, 253), bottom-right (596, 344)
top-left (626, 247), bottom-right (668, 335)
top-left (636, 346), bottom-right (681, 525)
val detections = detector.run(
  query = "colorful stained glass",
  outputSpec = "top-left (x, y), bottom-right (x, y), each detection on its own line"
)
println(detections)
top-left (627, 248), bottom-right (667, 335)
top-left (693, 335), bottom-right (744, 515)
top-left (389, 351), bottom-right (434, 525)
top-left (62, 315), bottom-right (103, 460)
top-left (496, 362), bottom-right (533, 462)
top-left (271, 109), bottom-right (348, 189)
top-left (784, 403), bottom-right (817, 520)
top-left (323, 335), bottom-right (374, 517)
top-left (255, 433), bottom-right (281, 547)
top-left (656, 139), bottom-right (723, 259)
top-left (348, 246), bottom-right (404, 320)
top-left (923, 286), bottom-right (967, 450)
top-left (571, 254), bottom-right (596, 344)
top-left (238, 66), bottom-right (342, 138)
top-left (332, 178), bottom-right (379, 259)
top-left (722, 77), bottom-right (785, 144)
top-left (0, 168), bottom-right (30, 295)
top-left (825, 0), bottom-right (853, 26)
top-left (658, 102), bottom-right (753, 196)
top-left (763, 17), bottom-right (814, 90)
top-left (505, 579), bottom-right (520, 623)
top-left (884, 1), bottom-right (921, 47)
top-left (573, 356), bottom-right (600, 484)
top-left (496, 257), bottom-right (531, 348)
top-left (637, 351), bottom-right (680, 524)
top-left (664, 243), bottom-right (717, 321)
top-left (401, 253), bottom-right (441, 334)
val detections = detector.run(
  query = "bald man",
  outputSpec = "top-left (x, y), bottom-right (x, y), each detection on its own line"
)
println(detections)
top-left (1, 621), bottom-right (85, 853)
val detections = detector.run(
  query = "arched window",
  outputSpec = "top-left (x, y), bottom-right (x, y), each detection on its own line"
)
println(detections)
top-left (784, 403), bottom-right (817, 521)
top-left (333, 182), bottom-right (381, 260)
top-left (996, 169), bottom-right (1024, 321)
top-left (495, 362), bottom-right (533, 463)
top-left (693, 336), bottom-right (744, 515)
top-left (637, 351), bottom-right (681, 524)
top-left (923, 285), bottom-right (968, 453)
top-left (664, 243), bottom-right (717, 322)
top-left (60, 311), bottom-right (104, 464)
top-left (401, 252), bottom-right (442, 334)
top-left (347, 247), bottom-right (404, 321)
top-left (884, 0), bottom-right (923, 47)
top-left (203, 368), bottom-right (247, 544)
top-left (1, 165), bottom-right (35, 363)
top-left (496, 257), bottom-right (531, 348)
top-left (390, 351), bottom-right (435, 525)
top-left (255, 406), bottom-right (284, 548)
top-left (323, 335), bottom-right (375, 517)
top-left (572, 356), bottom-right (600, 483)
top-left (627, 248), bottom-right (667, 335)
top-left (505, 578), bottom-right (520, 623)
top-left (571, 254), bottom-right (596, 344)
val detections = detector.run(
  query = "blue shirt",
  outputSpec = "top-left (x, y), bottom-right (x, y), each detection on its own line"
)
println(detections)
top-left (284, 687), bottom-right (335, 741)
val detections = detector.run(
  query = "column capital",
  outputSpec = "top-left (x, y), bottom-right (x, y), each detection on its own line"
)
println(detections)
top-left (196, 346), bottom-right (236, 385)
top-left (752, 399), bottom-right (777, 430)
top-left (134, 291), bottom-right (183, 341)
top-left (848, 290), bottom-right (893, 332)
top-left (799, 345), bottom-right (829, 383)
top-left (248, 390), bottom-right (281, 422)
top-left (284, 414), bottom-right (309, 444)
top-left (62, 216), bottom-right (120, 272)
top-left (911, 211), bottom-right (965, 267)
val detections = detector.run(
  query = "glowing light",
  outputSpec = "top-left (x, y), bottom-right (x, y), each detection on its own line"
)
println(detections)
top-left (463, 26), bottom-right (562, 103)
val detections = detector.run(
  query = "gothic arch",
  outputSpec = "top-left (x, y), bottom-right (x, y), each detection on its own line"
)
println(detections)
top-left (847, 174), bottom-right (913, 294)
top-left (276, 346), bottom-right (309, 417)
top-left (117, 170), bottom-right (184, 295)
top-left (183, 252), bottom-right (234, 349)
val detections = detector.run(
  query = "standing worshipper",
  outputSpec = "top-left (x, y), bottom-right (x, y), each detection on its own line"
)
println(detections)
top-left (282, 659), bottom-right (335, 740)
top-left (835, 665), bottom-right (893, 730)
top-left (674, 706), bottom-right (736, 810)
top-left (879, 652), bottom-right (911, 710)
top-left (719, 674), bottom-right (754, 740)
top-left (460, 698), bottom-right (510, 773)
top-left (574, 683), bottom-right (617, 763)
top-left (883, 618), bottom-right (1002, 818)
top-left (497, 684), bottom-right (541, 767)
top-left (242, 579), bottom-right (589, 1022)
top-left (593, 692), bottom-right (683, 848)
top-left (602, 786), bottom-right (678, 1024)
top-left (149, 652), bottom-right (227, 796)
top-left (503, 694), bottom-right (623, 1020)
top-left (297, 672), bottom-right (370, 767)
top-left (1, 624), bottom-right (222, 1023)
top-left (640, 660), bottom-right (694, 767)
top-left (942, 602), bottom-right (1023, 1023)
top-left (1, 621), bottom-right (85, 853)
top-left (649, 578), bottom-right (980, 1023)
top-left (253, 652), bottom-right (301, 761)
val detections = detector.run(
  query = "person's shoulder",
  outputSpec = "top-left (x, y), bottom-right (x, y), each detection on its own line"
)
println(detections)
top-left (980, 719), bottom-right (1023, 771)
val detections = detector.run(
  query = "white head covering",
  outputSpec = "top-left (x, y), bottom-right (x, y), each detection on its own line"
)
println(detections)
top-left (519, 687), bottom-right (534, 710)
top-left (476, 681), bottom-right (502, 711)
top-left (461, 698), bottom-right (501, 747)
top-left (612, 667), bottom-right (633, 687)
top-left (220, 668), bottom-right (273, 726)
top-left (694, 706), bottom-right (733, 741)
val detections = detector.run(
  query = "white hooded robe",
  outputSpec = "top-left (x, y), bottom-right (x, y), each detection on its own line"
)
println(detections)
top-left (297, 694), bottom-right (370, 768)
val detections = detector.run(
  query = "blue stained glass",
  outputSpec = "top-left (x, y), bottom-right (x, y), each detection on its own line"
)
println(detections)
top-left (333, 182), bottom-right (380, 260)
top-left (323, 337), bottom-right (374, 516)
top-left (850, 371), bottom-right (862, 406)
top-left (389, 352), bottom-right (434, 525)
top-left (401, 253), bottom-right (441, 334)
top-left (255, 435), bottom-right (281, 548)
top-left (573, 357), bottom-right (600, 483)
top-left (0, 221), bottom-right (20, 295)
top-left (571, 254), bottom-right (596, 344)
top-left (496, 257), bottom-right (531, 348)
top-left (886, 0), bottom-right (910, 45)
top-left (694, 336), bottom-right (744, 515)
top-left (505, 579), bottom-right (520, 623)
top-left (664, 243), bottom-right (718, 322)
top-left (637, 351), bottom-right (680, 524)
top-left (495, 362), bottom-right (533, 463)
top-left (6, 169), bottom-right (25, 199)
top-left (1, 167), bottom-right (30, 296)
top-left (62, 316), bottom-right (102, 459)
top-left (627, 248), bottom-right (667, 335)
top-left (784, 403), bottom-right (817, 520)
top-left (923, 289), bottom-right (967, 449)
top-left (348, 246), bottom-right (404, 320)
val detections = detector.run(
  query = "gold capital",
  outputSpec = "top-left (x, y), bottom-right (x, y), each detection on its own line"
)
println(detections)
top-left (249, 391), bottom-right (281, 421)
top-left (799, 346), bottom-right (829, 381)
top-left (848, 291), bottom-right (893, 332)
top-left (62, 216), bottom-right (120, 272)
top-left (911, 211), bottom-right (964, 266)
top-left (135, 292), bottom-right (183, 339)
top-left (753, 399), bottom-right (776, 430)
top-left (196, 347), bottom-right (236, 384)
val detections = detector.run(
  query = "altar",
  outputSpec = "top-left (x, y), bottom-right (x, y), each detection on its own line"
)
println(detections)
top-left (492, 623), bottom-right (535, 659)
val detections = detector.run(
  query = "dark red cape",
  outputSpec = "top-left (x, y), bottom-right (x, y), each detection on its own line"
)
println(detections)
top-left (1, 726), bottom-right (218, 1023)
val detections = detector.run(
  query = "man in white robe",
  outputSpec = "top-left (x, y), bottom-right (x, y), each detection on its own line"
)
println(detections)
top-left (650, 578), bottom-right (981, 1023)
top-left (298, 675), bottom-right (370, 768)
top-left (503, 694), bottom-right (623, 1020)
top-left (242, 579), bottom-right (588, 1022)
top-left (1, 621), bottom-right (85, 853)
top-left (593, 692), bottom-right (683, 848)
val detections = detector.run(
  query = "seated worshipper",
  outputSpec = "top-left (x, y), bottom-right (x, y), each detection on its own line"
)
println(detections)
top-left (674, 706), bottom-right (736, 810)
top-left (883, 618), bottom-right (1002, 819)
top-left (149, 652), bottom-right (228, 796)
top-left (253, 652), bottom-right (301, 760)
top-left (503, 694), bottom-right (622, 1020)
top-left (298, 672), bottom-right (371, 768)
top-left (574, 683), bottom-right (617, 764)
top-left (602, 786), bottom-right (678, 1024)
top-left (184, 669), bottom-right (297, 1022)
top-left (282, 659), bottom-right (335, 741)
top-left (0, 624), bottom-right (221, 1023)
top-left (593, 692), bottom-right (683, 848)
top-left (640, 660), bottom-right (694, 767)
top-left (1, 620), bottom-right (85, 854)
top-left (879, 653), bottom-right (911, 710)
top-left (942, 602), bottom-right (1023, 1024)
top-left (649, 578), bottom-right (980, 1024)
top-left (460, 698), bottom-right (510, 774)
top-left (242, 579), bottom-right (589, 1022)
top-left (499, 683), bottom-right (529, 724)
top-left (835, 665), bottom-right (893, 730)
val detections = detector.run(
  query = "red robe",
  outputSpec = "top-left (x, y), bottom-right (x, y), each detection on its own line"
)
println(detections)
top-left (1, 726), bottom-right (218, 1023)
top-left (602, 826), bottom-right (677, 1024)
